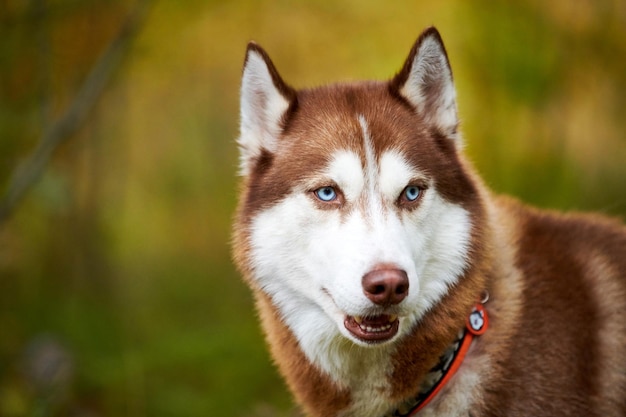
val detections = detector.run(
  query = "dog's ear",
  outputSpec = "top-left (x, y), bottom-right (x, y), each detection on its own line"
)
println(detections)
top-left (238, 42), bottom-right (297, 176)
top-left (391, 27), bottom-right (459, 142)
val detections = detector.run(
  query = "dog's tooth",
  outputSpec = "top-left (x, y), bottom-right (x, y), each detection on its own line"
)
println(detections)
top-left (355, 318), bottom-right (396, 334)
top-left (388, 315), bottom-right (398, 323)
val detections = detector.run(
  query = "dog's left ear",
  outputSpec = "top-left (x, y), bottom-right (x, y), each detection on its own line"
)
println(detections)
top-left (238, 42), bottom-right (297, 176)
top-left (391, 27), bottom-right (459, 141)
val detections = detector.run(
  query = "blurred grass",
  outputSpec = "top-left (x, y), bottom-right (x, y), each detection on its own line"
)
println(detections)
top-left (1, 0), bottom-right (625, 416)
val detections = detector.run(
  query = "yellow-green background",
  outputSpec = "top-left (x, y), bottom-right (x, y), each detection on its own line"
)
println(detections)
top-left (1, 1), bottom-right (625, 416)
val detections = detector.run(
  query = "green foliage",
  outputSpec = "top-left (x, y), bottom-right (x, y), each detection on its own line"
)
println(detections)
top-left (1, 1), bottom-right (625, 416)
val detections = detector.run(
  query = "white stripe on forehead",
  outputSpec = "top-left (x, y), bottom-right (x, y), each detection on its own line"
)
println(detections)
top-left (357, 115), bottom-right (378, 193)
top-left (357, 114), bottom-right (387, 221)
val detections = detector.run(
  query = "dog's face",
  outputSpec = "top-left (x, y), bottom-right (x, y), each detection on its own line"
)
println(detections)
top-left (234, 29), bottom-right (482, 350)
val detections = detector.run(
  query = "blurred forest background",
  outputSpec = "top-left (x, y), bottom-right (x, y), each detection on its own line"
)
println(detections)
top-left (1, 0), bottom-right (625, 416)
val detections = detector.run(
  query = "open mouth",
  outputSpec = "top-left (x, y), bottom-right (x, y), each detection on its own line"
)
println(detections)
top-left (344, 314), bottom-right (399, 343)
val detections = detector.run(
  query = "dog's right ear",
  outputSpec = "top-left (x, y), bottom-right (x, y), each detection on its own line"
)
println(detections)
top-left (238, 42), bottom-right (297, 176)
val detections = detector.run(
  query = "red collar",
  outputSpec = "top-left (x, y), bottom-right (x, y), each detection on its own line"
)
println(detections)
top-left (392, 301), bottom-right (489, 416)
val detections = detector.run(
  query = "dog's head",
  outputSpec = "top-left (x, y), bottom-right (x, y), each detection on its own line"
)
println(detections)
top-left (233, 28), bottom-right (485, 350)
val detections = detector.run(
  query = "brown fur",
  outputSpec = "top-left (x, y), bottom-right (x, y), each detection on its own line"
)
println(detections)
top-left (479, 199), bottom-right (626, 417)
top-left (255, 292), bottom-right (351, 417)
top-left (232, 27), bottom-right (626, 417)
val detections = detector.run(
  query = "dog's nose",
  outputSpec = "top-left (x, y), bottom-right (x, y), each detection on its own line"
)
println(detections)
top-left (362, 268), bottom-right (409, 306)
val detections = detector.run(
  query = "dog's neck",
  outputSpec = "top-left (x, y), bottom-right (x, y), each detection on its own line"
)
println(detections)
top-left (256, 276), bottom-right (488, 417)
top-left (390, 302), bottom-right (488, 416)
top-left (391, 330), bottom-right (467, 416)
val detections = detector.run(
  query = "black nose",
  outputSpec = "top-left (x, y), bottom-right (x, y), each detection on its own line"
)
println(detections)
top-left (362, 268), bottom-right (409, 306)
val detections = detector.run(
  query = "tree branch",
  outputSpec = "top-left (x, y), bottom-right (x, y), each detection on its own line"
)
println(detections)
top-left (0, 0), bottom-right (151, 224)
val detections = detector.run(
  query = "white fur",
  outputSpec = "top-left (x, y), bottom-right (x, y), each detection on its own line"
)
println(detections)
top-left (238, 50), bottom-right (291, 176)
top-left (326, 151), bottom-right (364, 202)
top-left (358, 115), bottom-right (379, 202)
top-left (378, 150), bottom-right (417, 201)
top-left (248, 115), bottom-right (473, 416)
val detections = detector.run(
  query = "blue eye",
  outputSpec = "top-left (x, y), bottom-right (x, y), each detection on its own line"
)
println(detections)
top-left (403, 186), bottom-right (421, 202)
top-left (314, 186), bottom-right (337, 202)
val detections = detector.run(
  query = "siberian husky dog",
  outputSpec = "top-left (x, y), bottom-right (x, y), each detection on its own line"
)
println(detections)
top-left (231, 27), bottom-right (626, 417)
